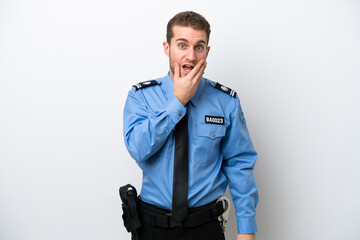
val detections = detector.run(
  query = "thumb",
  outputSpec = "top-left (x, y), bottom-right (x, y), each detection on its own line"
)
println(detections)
top-left (174, 62), bottom-right (180, 80)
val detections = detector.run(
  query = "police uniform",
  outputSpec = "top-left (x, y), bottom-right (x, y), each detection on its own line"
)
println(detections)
top-left (123, 74), bottom-right (259, 239)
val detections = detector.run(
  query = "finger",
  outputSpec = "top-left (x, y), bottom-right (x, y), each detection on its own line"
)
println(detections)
top-left (186, 59), bottom-right (205, 80)
top-left (193, 61), bottom-right (207, 83)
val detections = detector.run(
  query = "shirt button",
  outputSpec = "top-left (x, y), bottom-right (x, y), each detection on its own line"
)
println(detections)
top-left (179, 112), bottom-right (183, 116)
top-left (212, 133), bottom-right (215, 137)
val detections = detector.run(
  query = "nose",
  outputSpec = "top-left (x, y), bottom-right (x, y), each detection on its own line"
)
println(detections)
top-left (186, 48), bottom-right (196, 62)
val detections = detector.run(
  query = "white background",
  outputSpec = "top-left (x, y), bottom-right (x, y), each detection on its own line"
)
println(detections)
top-left (1, 0), bottom-right (359, 240)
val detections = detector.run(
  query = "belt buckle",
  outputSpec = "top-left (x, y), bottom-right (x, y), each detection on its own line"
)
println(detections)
top-left (169, 215), bottom-right (183, 228)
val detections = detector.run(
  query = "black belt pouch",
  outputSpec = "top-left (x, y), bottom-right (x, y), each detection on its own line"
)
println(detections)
top-left (119, 184), bottom-right (141, 240)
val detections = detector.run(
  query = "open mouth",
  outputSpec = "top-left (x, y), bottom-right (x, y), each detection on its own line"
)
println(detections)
top-left (182, 64), bottom-right (194, 74)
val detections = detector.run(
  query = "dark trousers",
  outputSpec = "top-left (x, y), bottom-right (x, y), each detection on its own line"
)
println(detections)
top-left (140, 219), bottom-right (225, 240)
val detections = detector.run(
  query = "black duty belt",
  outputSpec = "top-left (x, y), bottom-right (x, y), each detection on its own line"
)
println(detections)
top-left (138, 199), bottom-right (225, 228)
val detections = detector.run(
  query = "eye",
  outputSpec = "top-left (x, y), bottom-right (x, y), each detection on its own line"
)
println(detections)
top-left (195, 45), bottom-right (203, 51)
top-left (179, 43), bottom-right (186, 49)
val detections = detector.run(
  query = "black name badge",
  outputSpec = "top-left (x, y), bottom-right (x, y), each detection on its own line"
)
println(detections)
top-left (205, 115), bottom-right (225, 125)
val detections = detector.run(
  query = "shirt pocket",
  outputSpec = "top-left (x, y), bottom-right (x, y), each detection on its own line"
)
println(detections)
top-left (194, 124), bottom-right (226, 164)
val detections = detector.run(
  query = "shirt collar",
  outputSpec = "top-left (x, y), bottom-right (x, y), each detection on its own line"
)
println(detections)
top-left (162, 73), bottom-right (204, 107)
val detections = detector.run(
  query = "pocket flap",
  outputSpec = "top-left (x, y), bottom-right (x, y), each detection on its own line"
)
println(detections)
top-left (197, 124), bottom-right (226, 139)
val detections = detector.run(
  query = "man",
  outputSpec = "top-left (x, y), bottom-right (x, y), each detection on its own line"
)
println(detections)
top-left (123, 11), bottom-right (258, 240)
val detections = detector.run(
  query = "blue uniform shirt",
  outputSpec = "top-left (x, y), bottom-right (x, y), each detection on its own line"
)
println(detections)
top-left (123, 74), bottom-right (259, 233)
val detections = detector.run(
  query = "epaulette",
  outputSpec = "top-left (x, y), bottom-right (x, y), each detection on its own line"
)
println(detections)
top-left (214, 82), bottom-right (237, 98)
top-left (133, 80), bottom-right (159, 90)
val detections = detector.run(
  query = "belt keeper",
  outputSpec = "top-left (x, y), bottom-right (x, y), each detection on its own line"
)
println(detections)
top-left (151, 215), bottom-right (156, 226)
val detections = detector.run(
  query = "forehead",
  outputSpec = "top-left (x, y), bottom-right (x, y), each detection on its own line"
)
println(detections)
top-left (171, 25), bottom-right (207, 44)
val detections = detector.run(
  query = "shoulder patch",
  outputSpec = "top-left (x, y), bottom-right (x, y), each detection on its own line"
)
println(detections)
top-left (214, 82), bottom-right (237, 98)
top-left (133, 80), bottom-right (159, 90)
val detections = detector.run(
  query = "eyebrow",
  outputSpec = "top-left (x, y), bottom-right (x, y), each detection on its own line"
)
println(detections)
top-left (175, 38), bottom-right (207, 45)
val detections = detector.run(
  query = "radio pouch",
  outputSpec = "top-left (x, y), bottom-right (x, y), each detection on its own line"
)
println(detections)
top-left (119, 184), bottom-right (141, 240)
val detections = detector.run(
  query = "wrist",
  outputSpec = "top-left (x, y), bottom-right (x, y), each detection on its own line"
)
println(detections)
top-left (236, 233), bottom-right (255, 240)
top-left (173, 92), bottom-right (189, 106)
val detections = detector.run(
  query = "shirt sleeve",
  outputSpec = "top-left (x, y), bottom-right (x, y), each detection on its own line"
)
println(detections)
top-left (123, 87), bottom-right (186, 162)
top-left (221, 97), bottom-right (259, 234)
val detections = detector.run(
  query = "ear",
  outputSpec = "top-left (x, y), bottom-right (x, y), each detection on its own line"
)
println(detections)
top-left (206, 46), bottom-right (210, 57)
top-left (163, 41), bottom-right (170, 57)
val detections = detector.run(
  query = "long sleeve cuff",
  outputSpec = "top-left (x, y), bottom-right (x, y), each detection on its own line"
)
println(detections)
top-left (165, 95), bottom-right (186, 125)
top-left (237, 217), bottom-right (258, 234)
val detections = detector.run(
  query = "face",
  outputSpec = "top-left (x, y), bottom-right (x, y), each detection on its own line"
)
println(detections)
top-left (163, 25), bottom-right (210, 79)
